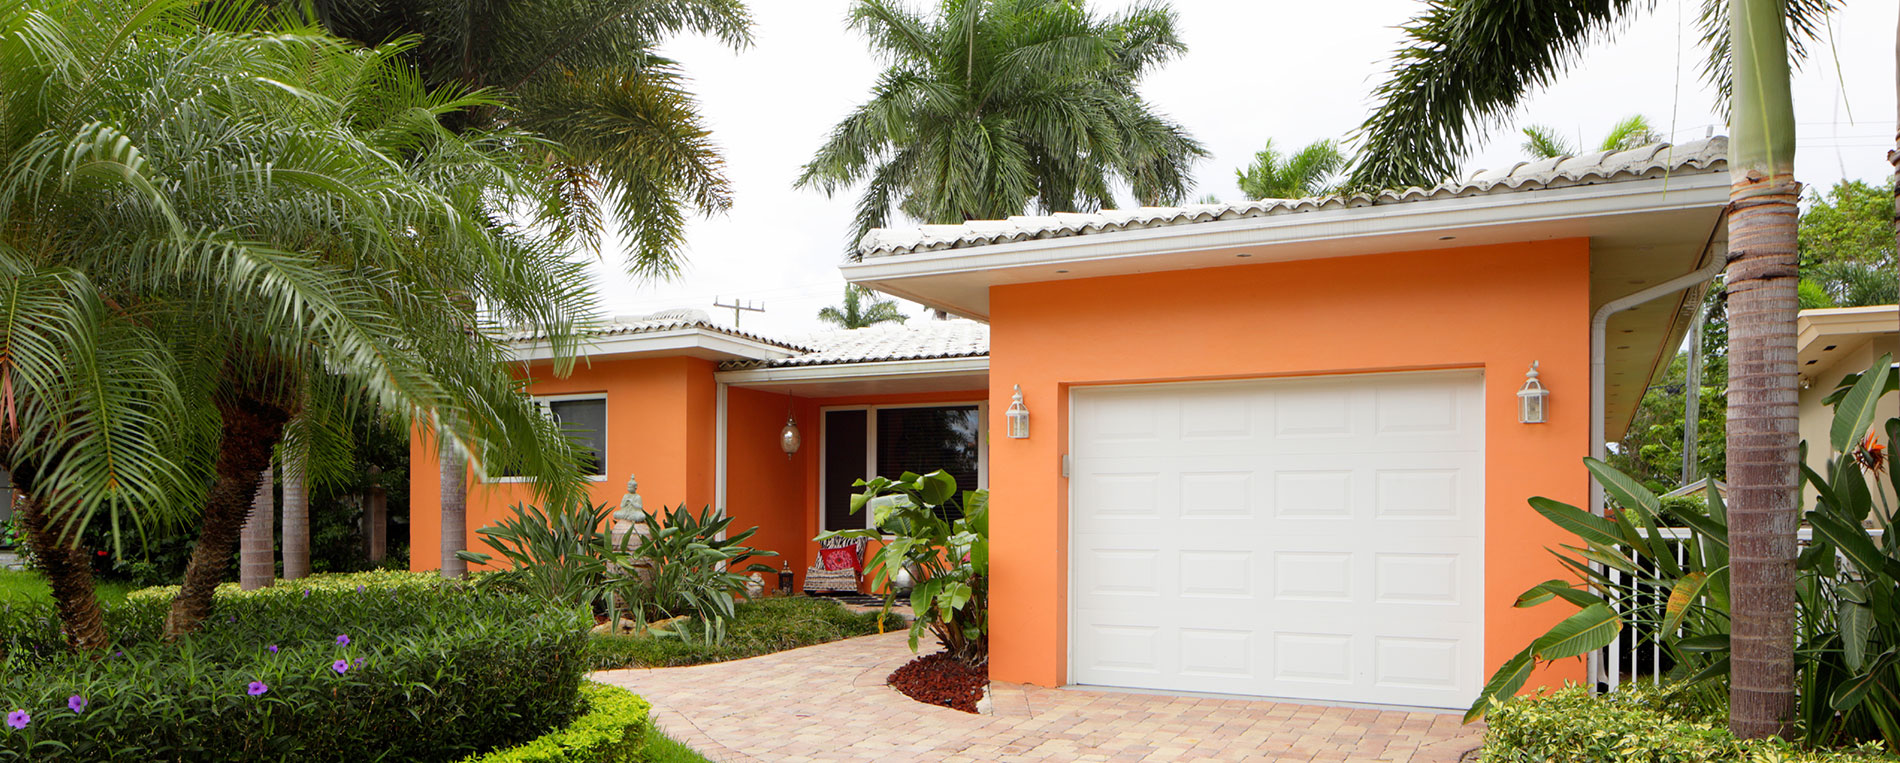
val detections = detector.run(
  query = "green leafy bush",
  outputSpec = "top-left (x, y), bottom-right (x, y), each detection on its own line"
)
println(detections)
top-left (0, 573), bottom-right (590, 762)
top-left (1483, 684), bottom-right (1898, 762)
top-left (585, 595), bottom-right (897, 670)
top-left (604, 504), bottom-right (776, 645)
top-left (458, 682), bottom-right (650, 763)
top-left (458, 502), bottom-right (616, 611)
top-left (821, 470), bottom-right (988, 668)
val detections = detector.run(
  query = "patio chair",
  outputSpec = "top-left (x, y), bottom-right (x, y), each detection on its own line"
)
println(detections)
top-left (804, 536), bottom-right (867, 595)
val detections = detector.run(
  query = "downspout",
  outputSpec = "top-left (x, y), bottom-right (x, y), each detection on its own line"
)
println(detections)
top-left (1590, 257), bottom-right (1724, 515)
top-left (714, 381), bottom-right (729, 540)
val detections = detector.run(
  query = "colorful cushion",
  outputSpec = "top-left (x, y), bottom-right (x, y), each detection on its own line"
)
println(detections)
top-left (819, 544), bottom-right (859, 571)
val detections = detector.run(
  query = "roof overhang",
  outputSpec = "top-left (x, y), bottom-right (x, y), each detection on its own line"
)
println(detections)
top-left (842, 171), bottom-right (1731, 440)
top-left (1797, 304), bottom-right (1899, 379)
top-left (715, 356), bottom-right (989, 398)
top-left (510, 327), bottom-right (800, 364)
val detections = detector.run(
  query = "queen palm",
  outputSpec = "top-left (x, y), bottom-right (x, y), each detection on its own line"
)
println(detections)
top-left (818, 286), bottom-right (909, 330)
top-left (1519, 114), bottom-right (1662, 160)
top-left (1234, 139), bottom-right (1344, 200)
top-left (797, 0), bottom-right (1205, 248)
top-left (0, 0), bottom-right (594, 645)
top-left (1344, 0), bottom-right (1818, 738)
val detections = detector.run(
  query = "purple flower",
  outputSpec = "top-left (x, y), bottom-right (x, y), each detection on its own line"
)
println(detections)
top-left (332, 659), bottom-right (349, 675)
top-left (335, 634), bottom-right (350, 647)
top-left (355, 585), bottom-right (365, 593)
top-left (267, 645), bottom-right (278, 654)
top-left (301, 590), bottom-right (310, 598)
top-left (352, 657), bottom-right (364, 668)
top-left (6, 710), bottom-right (27, 730)
top-left (247, 681), bottom-right (268, 696)
top-left (67, 695), bottom-right (86, 714)
top-left (112, 651), bottom-right (122, 658)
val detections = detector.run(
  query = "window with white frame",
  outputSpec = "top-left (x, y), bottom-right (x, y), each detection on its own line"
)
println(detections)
top-left (496, 395), bottom-right (607, 479)
top-left (821, 403), bottom-right (984, 531)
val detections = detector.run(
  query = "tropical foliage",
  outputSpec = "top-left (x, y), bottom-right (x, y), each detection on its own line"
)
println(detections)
top-left (1799, 179), bottom-right (1899, 309)
top-left (817, 286), bottom-right (909, 329)
top-left (459, 502), bottom-right (618, 612)
top-left (797, 0), bottom-right (1205, 247)
top-left (300, 0), bottom-right (753, 277)
top-left (822, 470), bottom-right (989, 668)
top-left (1470, 356), bottom-right (1900, 750)
top-left (1518, 114), bottom-right (1661, 160)
top-left (1233, 139), bottom-right (1343, 199)
top-left (0, 0), bottom-right (595, 649)
top-left (1484, 684), bottom-right (1899, 763)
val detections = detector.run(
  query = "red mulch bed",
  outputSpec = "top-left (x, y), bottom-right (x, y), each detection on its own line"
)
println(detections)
top-left (888, 652), bottom-right (987, 713)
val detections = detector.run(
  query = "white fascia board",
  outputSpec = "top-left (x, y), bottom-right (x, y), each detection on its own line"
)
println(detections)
top-left (715, 356), bottom-right (990, 386)
top-left (840, 173), bottom-right (1730, 285)
top-left (509, 327), bottom-right (798, 364)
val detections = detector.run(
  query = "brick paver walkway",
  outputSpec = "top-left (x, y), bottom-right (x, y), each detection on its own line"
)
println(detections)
top-left (592, 632), bottom-right (1483, 762)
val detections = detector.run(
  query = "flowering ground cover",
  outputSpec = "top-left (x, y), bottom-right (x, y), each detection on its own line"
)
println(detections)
top-left (0, 572), bottom-right (589, 761)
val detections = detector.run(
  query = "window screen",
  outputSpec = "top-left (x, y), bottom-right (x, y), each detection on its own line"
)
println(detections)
top-left (548, 398), bottom-right (607, 476)
top-left (823, 409), bottom-right (868, 530)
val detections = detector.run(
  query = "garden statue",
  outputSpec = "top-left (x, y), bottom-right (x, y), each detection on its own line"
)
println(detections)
top-left (612, 473), bottom-right (649, 548)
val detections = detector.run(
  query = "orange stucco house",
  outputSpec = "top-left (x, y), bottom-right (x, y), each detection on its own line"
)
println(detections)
top-left (412, 138), bottom-right (1731, 711)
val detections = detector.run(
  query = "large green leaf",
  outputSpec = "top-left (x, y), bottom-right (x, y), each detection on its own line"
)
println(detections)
top-left (1662, 571), bottom-right (1710, 635)
top-left (1830, 354), bottom-right (1892, 455)
top-left (1529, 496), bottom-right (1622, 546)
top-left (1464, 646), bottom-right (1535, 723)
top-left (1674, 634), bottom-right (1731, 653)
top-left (1532, 603), bottom-right (1623, 660)
top-left (1841, 597), bottom-right (1874, 671)
top-left (1585, 457), bottom-right (1661, 516)
top-left (1830, 654), bottom-right (1897, 712)
top-left (1807, 508), bottom-right (1888, 579)
top-left (1515, 579), bottom-right (1604, 609)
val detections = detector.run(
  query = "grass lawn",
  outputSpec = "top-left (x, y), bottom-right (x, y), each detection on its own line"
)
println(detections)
top-left (587, 595), bottom-right (901, 670)
top-left (0, 569), bottom-right (137, 606)
top-left (644, 730), bottom-right (715, 763)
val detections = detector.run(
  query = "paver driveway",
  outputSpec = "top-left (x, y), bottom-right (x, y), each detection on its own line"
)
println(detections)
top-left (591, 631), bottom-right (1483, 762)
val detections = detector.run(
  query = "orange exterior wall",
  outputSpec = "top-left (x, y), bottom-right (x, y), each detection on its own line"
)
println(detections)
top-left (410, 356), bottom-right (718, 571)
top-left (985, 239), bottom-right (1594, 693)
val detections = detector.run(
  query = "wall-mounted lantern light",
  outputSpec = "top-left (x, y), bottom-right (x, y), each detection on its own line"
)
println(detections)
top-left (1006, 385), bottom-right (1031, 439)
top-left (1517, 361), bottom-right (1549, 424)
top-left (779, 416), bottom-right (802, 458)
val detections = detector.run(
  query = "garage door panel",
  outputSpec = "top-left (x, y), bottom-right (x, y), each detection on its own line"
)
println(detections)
top-left (1071, 371), bottom-right (1484, 709)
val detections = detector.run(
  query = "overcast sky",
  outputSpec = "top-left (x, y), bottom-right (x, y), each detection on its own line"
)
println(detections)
top-left (579, 0), bottom-right (1899, 338)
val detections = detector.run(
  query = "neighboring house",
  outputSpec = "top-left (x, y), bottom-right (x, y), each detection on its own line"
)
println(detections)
top-left (1797, 305), bottom-right (1898, 515)
top-left (413, 138), bottom-right (1732, 711)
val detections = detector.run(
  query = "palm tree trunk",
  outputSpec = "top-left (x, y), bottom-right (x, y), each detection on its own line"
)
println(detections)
top-left (439, 443), bottom-right (468, 578)
top-left (281, 453), bottom-right (309, 579)
top-left (1726, 0), bottom-right (1801, 740)
top-left (166, 396), bottom-right (290, 637)
top-left (238, 466), bottom-right (274, 590)
top-left (13, 493), bottom-right (108, 651)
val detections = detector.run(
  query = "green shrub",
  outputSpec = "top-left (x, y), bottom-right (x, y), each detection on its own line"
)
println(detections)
top-left (0, 573), bottom-right (590, 762)
top-left (1484, 684), bottom-right (1899, 762)
top-left (459, 683), bottom-right (651, 763)
top-left (586, 595), bottom-right (896, 670)
top-left (605, 504), bottom-right (776, 645)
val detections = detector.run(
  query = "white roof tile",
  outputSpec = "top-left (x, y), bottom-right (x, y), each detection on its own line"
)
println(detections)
top-left (720, 319), bottom-right (989, 370)
top-left (498, 308), bottom-right (809, 352)
top-left (854, 138), bottom-right (1728, 259)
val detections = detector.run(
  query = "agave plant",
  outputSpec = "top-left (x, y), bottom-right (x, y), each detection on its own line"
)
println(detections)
top-left (456, 501), bottom-right (616, 612)
top-left (605, 504), bottom-right (777, 645)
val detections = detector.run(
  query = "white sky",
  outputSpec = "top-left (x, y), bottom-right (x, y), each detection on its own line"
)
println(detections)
top-left (579, 0), bottom-right (1899, 338)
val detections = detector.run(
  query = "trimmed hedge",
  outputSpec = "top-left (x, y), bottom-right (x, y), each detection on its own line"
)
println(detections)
top-left (0, 572), bottom-right (590, 762)
top-left (1484, 684), bottom-right (1900, 762)
top-left (461, 683), bottom-right (652, 763)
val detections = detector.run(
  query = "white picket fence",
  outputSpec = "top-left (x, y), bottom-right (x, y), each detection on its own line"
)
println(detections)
top-left (1590, 526), bottom-right (1885, 691)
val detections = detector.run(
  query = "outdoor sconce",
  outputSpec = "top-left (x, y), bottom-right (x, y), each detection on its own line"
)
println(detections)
top-left (1517, 361), bottom-right (1549, 424)
top-left (1006, 385), bottom-right (1030, 439)
top-left (779, 416), bottom-right (802, 458)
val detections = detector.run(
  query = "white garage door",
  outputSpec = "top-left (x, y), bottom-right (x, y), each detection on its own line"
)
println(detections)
top-left (1069, 371), bottom-right (1484, 709)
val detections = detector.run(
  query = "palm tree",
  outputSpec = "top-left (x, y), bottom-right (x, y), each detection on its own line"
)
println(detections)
top-left (1344, 0), bottom-right (1819, 738)
top-left (818, 286), bottom-right (909, 330)
top-left (1518, 114), bottom-right (1663, 160)
top-left (797, 0), bottom-right (1205, 248)
top-left (0, 0), bottom-right (594, 645)
top-left (1234, 139), bottom-right (1344, 199)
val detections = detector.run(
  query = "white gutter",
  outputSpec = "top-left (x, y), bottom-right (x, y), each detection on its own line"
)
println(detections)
top-left (1589, 258), bottom-right (1724, 514)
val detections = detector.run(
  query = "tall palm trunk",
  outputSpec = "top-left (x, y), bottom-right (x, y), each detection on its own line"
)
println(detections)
top-left (239, 466), bottom-right (274, 590)
top-left (439, 444), bottom-right (467, 578)
top-left (13, 493), bottom-right (108, 651)
top-left (1726, 0), bottom-right (1802, 739)
top-left (166, 395), bottom-right (290, 636)
top-left (281, 453), bottom-right (308, 579)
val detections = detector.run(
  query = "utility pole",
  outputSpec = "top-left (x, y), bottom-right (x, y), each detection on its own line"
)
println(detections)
top-left (1681, 301), bottom-right (1706, 485)
top-left (712, 297), bottom-right (765, 328)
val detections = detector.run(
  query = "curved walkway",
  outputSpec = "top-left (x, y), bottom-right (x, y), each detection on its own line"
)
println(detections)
top-left (590, 632), bottom-right (1483, 762)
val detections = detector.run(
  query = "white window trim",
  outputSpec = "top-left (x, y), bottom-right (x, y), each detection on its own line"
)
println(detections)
top-left (818, 400), bottom-right (988, 532)
top-left (487, 393), bottom-right (610, 484)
